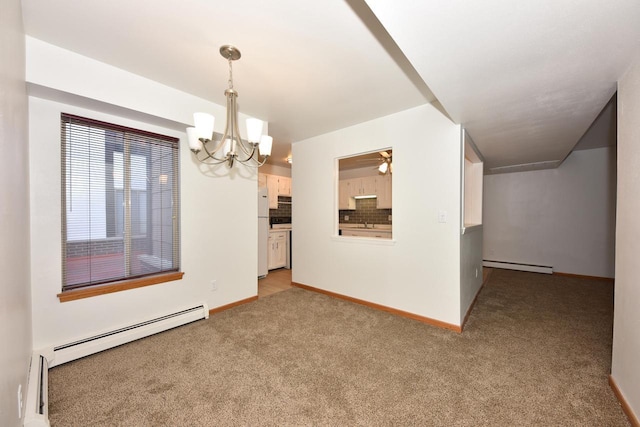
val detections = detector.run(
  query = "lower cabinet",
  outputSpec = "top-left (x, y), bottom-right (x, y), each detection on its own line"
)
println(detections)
top-left (268, 231), bottom-right (287, 270)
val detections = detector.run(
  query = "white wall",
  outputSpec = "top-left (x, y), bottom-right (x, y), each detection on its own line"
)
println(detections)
top-left (292, 104), bottom-right (463, 326)
top-left (260, 163), bottom-right (291, 178)
top-left (0, 0), bottom-right (32, 425)
top-left (460, 227), bottom-right (483, 323)
top-left (27, 43), bottom-right (260, 352)
top-left (612, 58), bottom-right (640, 419)
top-left (460, 131), bottom-right (484, 324)
top-left (483, 146), bottom-right (616, 277)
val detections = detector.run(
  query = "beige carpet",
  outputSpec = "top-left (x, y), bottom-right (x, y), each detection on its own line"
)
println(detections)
top-left (48, 269), bottom-right (629, 426)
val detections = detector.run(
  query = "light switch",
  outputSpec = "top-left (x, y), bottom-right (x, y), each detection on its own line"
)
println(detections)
top-left (438, 210), bottom-right (448, 223)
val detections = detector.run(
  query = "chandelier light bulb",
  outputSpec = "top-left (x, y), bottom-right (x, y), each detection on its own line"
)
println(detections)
top-left (259, 135), bottom-right (273, 157)
top-left (246, 118), bottom-right (264, 143)
top-left (186, 127), bottom-right (201, 151)
top-left (193, 113), bottom-right (214, 140)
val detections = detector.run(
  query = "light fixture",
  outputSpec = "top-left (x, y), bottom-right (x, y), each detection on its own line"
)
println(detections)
top-left (378, 151), bottom-right (392, 174)
top-left (186, 45), bottom-right (272, 168)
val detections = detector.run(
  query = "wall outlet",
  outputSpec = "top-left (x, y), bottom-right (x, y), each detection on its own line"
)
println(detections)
top-left (344, 215), bottom-right (349, 221)
top-left (210, 280), bottom-right (218, 292)
top-left (17, 384), bottom-right (22, 419)
top-left (438, 210), bottom-right (448, 223)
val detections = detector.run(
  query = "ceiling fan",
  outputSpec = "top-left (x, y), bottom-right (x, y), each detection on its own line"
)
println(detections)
top-left (356, 150), bottom-right (393, 174)
top-left (377, 151), bottom-right (392, 174)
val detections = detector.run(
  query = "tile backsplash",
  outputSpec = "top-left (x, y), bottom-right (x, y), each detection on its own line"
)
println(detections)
top-left (269, 196), bottom-right (291, 218)
top-left (339, 198), bottom-right (392, 225)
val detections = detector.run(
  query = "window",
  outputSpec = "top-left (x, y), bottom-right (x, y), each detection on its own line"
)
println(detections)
top-left (61, 113), bottom-right (180, 292)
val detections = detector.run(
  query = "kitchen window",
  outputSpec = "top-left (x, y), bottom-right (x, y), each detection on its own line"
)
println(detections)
top-left (60, 114), bottom-right (182, 299)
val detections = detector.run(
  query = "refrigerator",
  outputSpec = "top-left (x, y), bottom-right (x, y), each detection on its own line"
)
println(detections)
top-left (258, 187), bottom-right (269, 278)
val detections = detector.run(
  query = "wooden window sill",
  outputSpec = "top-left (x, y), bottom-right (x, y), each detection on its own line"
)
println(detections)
top-left (57, 271), bottom-right (184, 302)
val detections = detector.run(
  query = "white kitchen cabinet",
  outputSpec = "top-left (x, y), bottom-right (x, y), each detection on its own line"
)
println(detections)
top-left (278, 176), bottom-right (291, 196)
top-left (264, 174), bottom-right (291, 208)
top-left (339, 175), bottom-right (391, 208)
top-left (266, 174), bottom-right (279, 209)
top-left (361, 176), bottom-right (377, 196)
top-left (339, 180), bottom-right (356, 210)
top-left (347, 176), bottom-right (377, 197)
top-left (375, 174), bottom-right (392, 209)
top-left (268, 230), bottom-right (287, 270)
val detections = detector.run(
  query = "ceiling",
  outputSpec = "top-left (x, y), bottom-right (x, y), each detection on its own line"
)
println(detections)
top-left (21, 0), bottom-right (640, 171)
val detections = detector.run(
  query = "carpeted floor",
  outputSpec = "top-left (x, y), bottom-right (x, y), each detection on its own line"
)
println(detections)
top-left (48, 269), bottom-right (629, 426)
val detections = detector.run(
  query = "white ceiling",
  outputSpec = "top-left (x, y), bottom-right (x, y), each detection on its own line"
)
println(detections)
top-left (365, 0), bottom-right (640, 172)
top-left (21, 0), bottom-right (640, 171)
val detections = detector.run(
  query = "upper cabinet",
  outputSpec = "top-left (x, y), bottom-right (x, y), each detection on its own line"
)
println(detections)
top-left (339, 180), bottom-right (356, 209)
top-left (375, 174), bottom-right (392, 209)
top-left (266, 175), bottom-right (279, 208)
top-left (346, 177), bottom-right (376, 197)
top-left (278, 176), bottom-right (291, 197)
top-left (338, 175), bottom-right (392, 210)
top-left (260, 173), bottom-right (292, 209)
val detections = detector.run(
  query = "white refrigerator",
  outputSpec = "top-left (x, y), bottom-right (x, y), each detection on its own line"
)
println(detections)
top-left (258, 187), bottom-right (269, 278)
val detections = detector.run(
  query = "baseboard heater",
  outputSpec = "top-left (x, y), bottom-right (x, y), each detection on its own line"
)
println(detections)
top-left (24, 353), bottom-right (50, 427)
top-left (483, 260), bottom-right (553, 274)
top-left (24, 304), bottom-right (207, 425)
top-left (49, 303), bottom-right (209, 368)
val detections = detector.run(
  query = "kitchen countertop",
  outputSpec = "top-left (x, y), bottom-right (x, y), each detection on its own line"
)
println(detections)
top-left (339, 223), bottom-right (392, 230)
top-left (271, 224), bottom-right (292, 230)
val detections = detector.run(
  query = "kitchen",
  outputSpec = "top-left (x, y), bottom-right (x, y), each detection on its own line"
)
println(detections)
top-left (338, 150), bottom-right (393, 239)
top-left (258, 172), bottom-right (292, 279)
top-left (258, 150), bottom-right (393, 280)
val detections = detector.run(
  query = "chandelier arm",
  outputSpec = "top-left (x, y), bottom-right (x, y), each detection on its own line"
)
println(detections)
top-left (251, 154), bottom-right (270, 167)
top-left (196, 155), bottom-right (230, 166)
top-left (237, 145), bottom-right (258, 164)
top-left (199, 137), bottom-right (228, 163)
top-left (230, 92), bottom-right (256, 161)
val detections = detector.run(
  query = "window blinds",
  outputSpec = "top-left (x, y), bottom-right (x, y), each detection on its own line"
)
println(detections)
top-left (61, 113), bottom-right (180, 290)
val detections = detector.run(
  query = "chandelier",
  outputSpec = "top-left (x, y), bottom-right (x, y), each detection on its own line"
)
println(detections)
top-left (186, 45), bottom-right (272, 168)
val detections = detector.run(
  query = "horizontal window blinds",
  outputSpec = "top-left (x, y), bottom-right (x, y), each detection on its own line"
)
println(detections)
top-left (61, 113), bottom-right (180, 290)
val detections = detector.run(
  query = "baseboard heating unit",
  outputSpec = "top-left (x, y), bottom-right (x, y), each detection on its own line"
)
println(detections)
top-left (49, 303), bottom-right (209, 368)
top-left (24, 304), bottom-right (207, 425)
top-left (483, 260), bottom-right (553, 275)
top-left (24, 353), bottom-right (50, 427)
